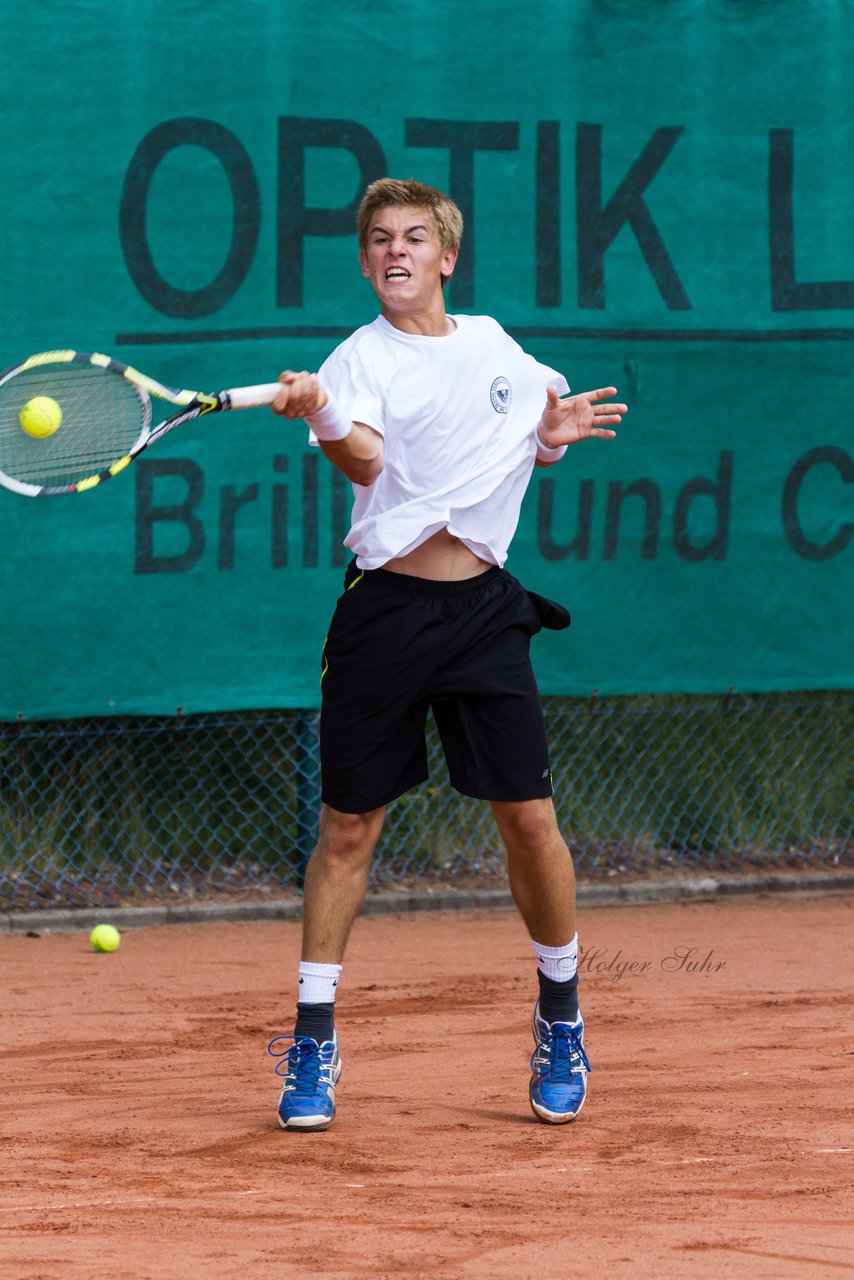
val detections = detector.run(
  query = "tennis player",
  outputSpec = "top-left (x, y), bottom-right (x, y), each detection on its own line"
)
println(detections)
top-left (268, 178), bottom-right (626, 1130)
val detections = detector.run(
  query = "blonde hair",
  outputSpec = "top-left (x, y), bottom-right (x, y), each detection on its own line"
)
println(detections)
top-left (357, 179), bottom-right (464, 259)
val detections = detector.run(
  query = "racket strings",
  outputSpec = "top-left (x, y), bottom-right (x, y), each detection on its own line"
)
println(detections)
top-left (0, 363), bottom-right (150, 487)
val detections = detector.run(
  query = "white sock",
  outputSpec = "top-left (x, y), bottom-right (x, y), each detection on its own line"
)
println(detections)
top-left (298, 960), bottom-right (342, 1004)
top-left (531, 933), bottom-right (578, 982)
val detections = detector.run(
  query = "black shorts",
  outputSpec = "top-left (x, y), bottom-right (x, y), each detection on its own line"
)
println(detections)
top-left (319, 563), bottom-right (569, 814)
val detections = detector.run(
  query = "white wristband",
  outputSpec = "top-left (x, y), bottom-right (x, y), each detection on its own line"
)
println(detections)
top-left (536, 431), bottom-right (568, 462)
top-left (306, 396), bottom-right (353, 442)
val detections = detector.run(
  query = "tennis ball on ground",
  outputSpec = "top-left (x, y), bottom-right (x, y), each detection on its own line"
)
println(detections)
top-left (90, 924), bottom-right (121, 953)
top-left (19, 396), bottom-right (62, 438)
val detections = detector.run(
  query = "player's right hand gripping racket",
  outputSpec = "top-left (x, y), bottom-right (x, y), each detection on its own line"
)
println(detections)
top-left (0, 350), bottom-right (285, 497)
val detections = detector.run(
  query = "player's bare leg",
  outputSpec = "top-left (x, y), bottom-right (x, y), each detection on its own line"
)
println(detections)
top-left (491, 798), bottom-right (576, 943)
top-left (491, 797), bottom-right (589, 1124)
top-left (301, 804), bottom-right (386, 962)
top-left (270, 803), bottom-right (384, 1131)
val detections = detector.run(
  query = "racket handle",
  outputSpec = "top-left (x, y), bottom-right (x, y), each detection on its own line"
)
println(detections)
top-left (227, 383), bottom-right (285, 410)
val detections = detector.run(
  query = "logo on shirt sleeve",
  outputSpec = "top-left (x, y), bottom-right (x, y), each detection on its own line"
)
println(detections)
top-left (490, 376), bottom-right (513, 414)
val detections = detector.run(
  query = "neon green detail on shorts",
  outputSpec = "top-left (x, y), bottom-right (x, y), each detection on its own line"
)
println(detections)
top-left (320, 636), bottom-right (329, 686)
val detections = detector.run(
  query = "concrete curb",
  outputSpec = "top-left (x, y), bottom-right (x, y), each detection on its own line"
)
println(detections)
top-left (3, 870), bottom-right (853, 935)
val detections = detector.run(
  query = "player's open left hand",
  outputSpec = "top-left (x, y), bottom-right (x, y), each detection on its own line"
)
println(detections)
top-left (537, 385), bottom-right (627, 448)
top-left (271, 370), bottom-right (327, 420)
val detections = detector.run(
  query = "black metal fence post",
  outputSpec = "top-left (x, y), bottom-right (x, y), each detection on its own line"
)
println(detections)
top-left (295, 710), bottom-right (321, 888)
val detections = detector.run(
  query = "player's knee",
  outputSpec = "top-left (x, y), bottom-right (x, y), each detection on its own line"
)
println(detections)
top-left (493, 797), bottom-right (562, 852)
top-left (318, 804), bottom-right (384, 863)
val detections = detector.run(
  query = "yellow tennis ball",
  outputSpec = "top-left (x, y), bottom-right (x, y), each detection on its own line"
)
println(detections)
top-left (19, 396), bottom-right (62, 438)
top-left (90, 924), bottom-right (121, 953)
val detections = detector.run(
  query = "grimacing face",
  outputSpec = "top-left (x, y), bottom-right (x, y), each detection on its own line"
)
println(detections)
top-left (359, 205), bottom-right (458, 314)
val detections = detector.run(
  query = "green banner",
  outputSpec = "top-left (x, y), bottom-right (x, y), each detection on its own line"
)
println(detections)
top-left (1, 1), bottom-right (852, 718)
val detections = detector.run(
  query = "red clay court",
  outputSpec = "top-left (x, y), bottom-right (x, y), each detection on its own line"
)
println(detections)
top-left (1, 891), bottom-right (852, 1279)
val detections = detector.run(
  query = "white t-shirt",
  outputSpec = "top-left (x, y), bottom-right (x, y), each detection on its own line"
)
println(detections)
top-left (314, 313), bottom-right (569, 570)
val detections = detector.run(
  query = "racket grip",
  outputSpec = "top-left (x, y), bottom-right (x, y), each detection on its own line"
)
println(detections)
top-left (227, 383), bottom-right (285, 410)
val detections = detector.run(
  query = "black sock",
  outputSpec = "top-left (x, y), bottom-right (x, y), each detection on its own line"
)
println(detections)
top-left (537, 970), bottom-right (579, 1025)
top-left (294, 1002), bottom-right (335, 1044)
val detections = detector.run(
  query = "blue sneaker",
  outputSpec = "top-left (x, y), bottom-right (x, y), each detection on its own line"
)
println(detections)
top-left (529, 1002), bottom-right (590, 1124)
top-left (268, 1032), bottom-right (342, 1131)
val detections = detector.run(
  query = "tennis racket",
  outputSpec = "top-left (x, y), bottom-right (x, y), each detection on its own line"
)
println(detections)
top-left (0, 350), bottom-right (285, 497)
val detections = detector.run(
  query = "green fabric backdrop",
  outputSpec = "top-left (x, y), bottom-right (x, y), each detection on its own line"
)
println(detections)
top-left (1, 0), bottom-right (852, 716)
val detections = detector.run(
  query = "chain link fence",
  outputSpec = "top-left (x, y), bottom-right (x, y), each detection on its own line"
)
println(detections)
top-left (1, 692), bottom-right (851, 911)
